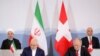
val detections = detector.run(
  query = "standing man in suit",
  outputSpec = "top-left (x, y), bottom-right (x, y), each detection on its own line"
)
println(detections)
top-left (1, 29), bottom-right (21, 49)
top-left (21, 37), bottom-right (45, 56)
top-left (65, 38), bottom-right (90, 56)
top-left (81, 27), bottom-right (100, 49)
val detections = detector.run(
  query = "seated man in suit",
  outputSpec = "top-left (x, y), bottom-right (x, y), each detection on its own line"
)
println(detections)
top-left (81, 27), bottom-right (100, 49)
top-left (21, 37), bottom-right (45, 56)
top-left (1, 29), bottom-right (21, 49)
top-left (65, 38), bottom-right (90, 56)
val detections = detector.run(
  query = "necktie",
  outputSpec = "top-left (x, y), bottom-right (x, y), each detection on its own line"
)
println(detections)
top-left (76, 50), bottom-right (78, 56)
top-left (88, 37), bottom-right (93, 53)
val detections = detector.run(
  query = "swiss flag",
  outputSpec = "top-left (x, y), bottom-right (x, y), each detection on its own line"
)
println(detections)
top-left (55, 2), bottom-right (72, 56)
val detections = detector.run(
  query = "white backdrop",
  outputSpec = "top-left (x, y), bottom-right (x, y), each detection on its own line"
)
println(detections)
top-left (0, 0), bottom-right (100, 32)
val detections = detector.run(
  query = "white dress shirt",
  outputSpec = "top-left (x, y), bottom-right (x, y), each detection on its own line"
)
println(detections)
top-left (87, 36), bottom-right (92, 43)
top-left (78, 48), bottom-right (81, 56)
top-left (32, 48), bottom-right (37, 56)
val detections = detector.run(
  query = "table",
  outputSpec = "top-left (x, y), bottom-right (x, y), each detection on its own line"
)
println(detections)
top-left (0, 49), bottom-right (23, 56)
top-left (0, 49), bottom-right (100, 56)
top-left (91, 49), bottom-right (100, 56)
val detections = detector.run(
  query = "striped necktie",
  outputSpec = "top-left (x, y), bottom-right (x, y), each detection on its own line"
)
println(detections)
top-left (76, 50), bottom-right (78, 56)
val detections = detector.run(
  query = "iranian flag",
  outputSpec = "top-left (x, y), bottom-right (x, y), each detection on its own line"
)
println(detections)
top-left (29, 2), bottom-right (48, 55)
top-left (55, 2), bottom-right (72, 56)
top-left (10, 42), bottom-right (16, 53)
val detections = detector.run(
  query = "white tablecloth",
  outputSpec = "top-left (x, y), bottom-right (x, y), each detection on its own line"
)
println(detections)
top-left (0, 49), bottom-right (23, 56)
top-left (91, 49), bottom-right (100, 56)
top-left (0, 49), bottom-right (100, 56)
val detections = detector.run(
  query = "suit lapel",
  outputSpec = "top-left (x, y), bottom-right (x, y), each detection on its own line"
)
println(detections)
top-left (81, 47), bottom-right (83, 56)
top-left (73, 51), bottom-right (76, 56)
top-left (35, 48), bottom-right (38, 56)
top-left (72, 47), bottom-right (76, 56)
top-left (92, 37), bottom-right (94, 47)
top-left (28, 47), bottom-right (32, 56)
top-left (85, 37), bottom-right (89, 47)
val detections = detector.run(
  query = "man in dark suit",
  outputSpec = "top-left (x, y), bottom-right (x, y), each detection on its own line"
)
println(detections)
top-left (21, 38), bottom-right (45, 56)
top-left (81, 27), bottom-right (100, 49)
top-left (65, 38), bottom-right (90, 56)
top-left (1, 29), bottom-right (21, 49)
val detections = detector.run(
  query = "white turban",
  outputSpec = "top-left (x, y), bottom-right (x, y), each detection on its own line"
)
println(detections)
top-left (7, 28), bottom-right (15, 33)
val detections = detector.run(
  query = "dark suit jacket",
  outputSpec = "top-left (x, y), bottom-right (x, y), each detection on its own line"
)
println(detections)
top-left (65, 46), bottom-right (90, 56)
top-left (1, 38), bottom-right (21, 49)
top-left (21, 47), bottom-right (45, 56)
top-left (81, 36), bottom-right (100, 49)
